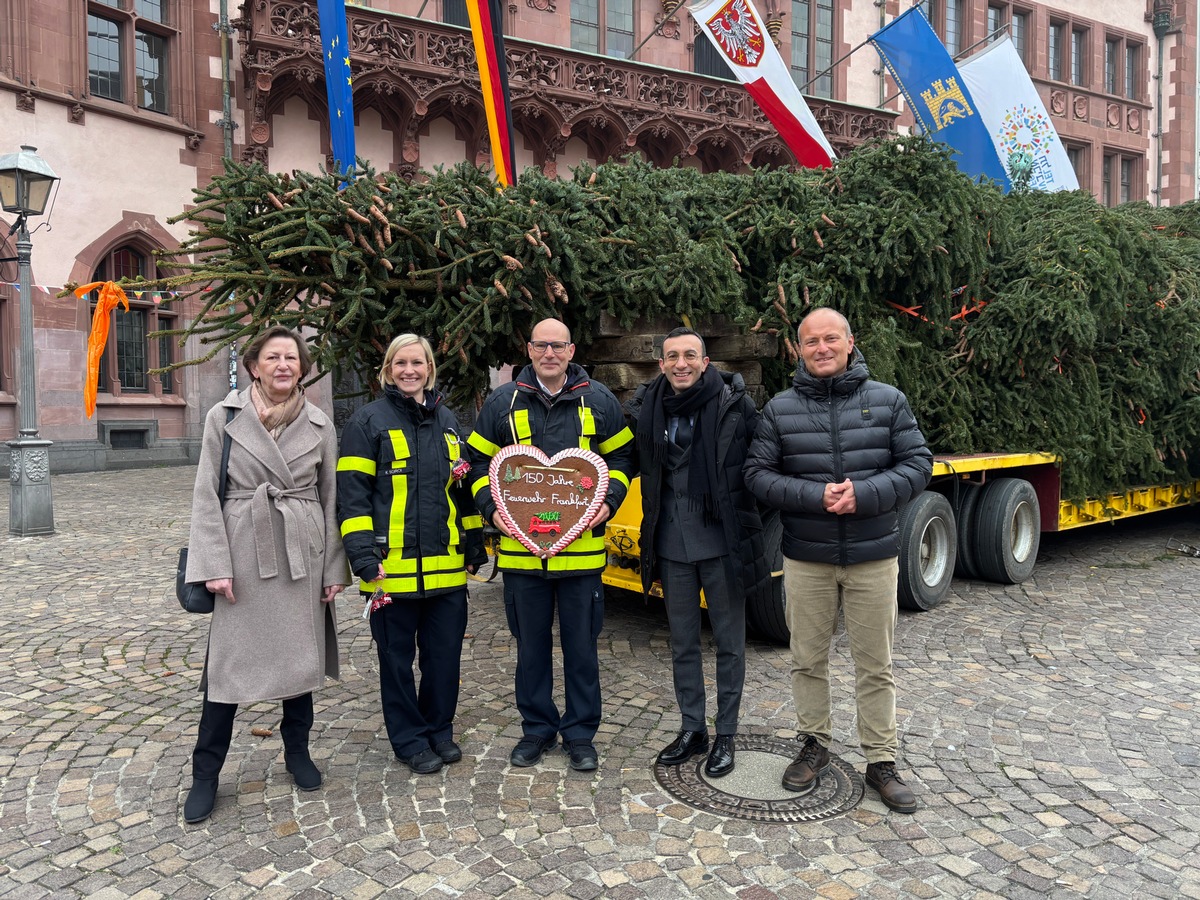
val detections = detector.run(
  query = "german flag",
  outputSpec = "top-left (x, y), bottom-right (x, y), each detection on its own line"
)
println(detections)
top-left (466, 0), bottom-right (516, 186)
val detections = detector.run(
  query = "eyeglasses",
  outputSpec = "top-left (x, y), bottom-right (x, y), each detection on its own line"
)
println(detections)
top-left (663, 350), bottom-right (702, 363)
top-left (529, 340), bottom-right (571, 354)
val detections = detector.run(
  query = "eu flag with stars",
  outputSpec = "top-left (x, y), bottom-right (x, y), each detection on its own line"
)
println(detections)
top-left (869, 7), bottom-right (1010, 191)
top-left (318, 0), bottom-right (357, 179)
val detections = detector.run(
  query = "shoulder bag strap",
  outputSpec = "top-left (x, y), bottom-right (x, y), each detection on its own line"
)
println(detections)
top-left (218, 407), bottom-right (235, 507)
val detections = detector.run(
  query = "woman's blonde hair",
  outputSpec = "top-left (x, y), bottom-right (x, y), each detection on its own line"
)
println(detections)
top-left (379, 334), bottom-right (437, 390)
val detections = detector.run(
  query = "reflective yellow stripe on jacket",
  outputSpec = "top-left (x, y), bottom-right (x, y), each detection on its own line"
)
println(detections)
top-left (379, 549), bottom-right (468, 593)
top-left (386, 429), bottom-right (410, 555)
top-left (496, 532), bottom-right (608, 572)
top-left (443, 432), bottom-right (463, 548)
top-left (511, 408), bottom-right (532, 444)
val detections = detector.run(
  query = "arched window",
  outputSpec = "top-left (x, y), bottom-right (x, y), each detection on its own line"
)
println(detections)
top-left (91, 246), bottom-right (179, 396)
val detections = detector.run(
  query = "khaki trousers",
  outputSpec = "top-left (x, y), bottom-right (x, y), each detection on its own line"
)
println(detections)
top-left (783, 556), bottom-right (899, 763)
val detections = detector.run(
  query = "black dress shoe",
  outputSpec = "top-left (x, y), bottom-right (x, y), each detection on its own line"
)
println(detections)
top-left (183, 778), bottom-right (218, 824)
top-left (705, 735), bottom-right (735, 778)
top-left (435, 740), bottom-right (463, 764)
top-left (657, 730), bottom-right (710, 766)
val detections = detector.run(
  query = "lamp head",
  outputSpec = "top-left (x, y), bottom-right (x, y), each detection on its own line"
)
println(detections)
top-left (0, 145), bottom-right (59, 217)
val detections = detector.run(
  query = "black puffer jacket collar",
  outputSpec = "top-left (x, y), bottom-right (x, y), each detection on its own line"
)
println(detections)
top-left (793, 348), bottom-right (869, 399)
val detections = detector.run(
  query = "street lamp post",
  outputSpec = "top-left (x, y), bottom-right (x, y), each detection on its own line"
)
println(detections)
top-left (1, 145), bottom-right (60, 536)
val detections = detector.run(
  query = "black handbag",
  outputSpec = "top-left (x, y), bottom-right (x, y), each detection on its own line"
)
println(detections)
top-left (176, 547), bottom-right (214, 614)
top-left (177, 409), bottom-right (235, 613)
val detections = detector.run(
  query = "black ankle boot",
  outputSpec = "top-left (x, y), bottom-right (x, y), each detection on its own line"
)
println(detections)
top-left (281, 693), bottom-right (320, 790)
top-left (183, 777), bottom-right (219, 823)
top-left (285, 751), bottom-right (322, 791)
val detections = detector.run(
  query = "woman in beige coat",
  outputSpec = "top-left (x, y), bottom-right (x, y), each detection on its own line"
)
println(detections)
top-left (182, 326), bottom-right (346, 824)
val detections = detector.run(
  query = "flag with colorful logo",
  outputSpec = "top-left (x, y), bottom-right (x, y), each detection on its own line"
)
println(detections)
top-left (958, 35), bottom-right (1078, 192)
top-left (467, 0), bottom-right (517, 186)
top-left (869, 6), bottom-right (1010, 190)
top-left (317, 0), bottom-right (357, 179)
top-left (688, 0), bottom-right (835, 168)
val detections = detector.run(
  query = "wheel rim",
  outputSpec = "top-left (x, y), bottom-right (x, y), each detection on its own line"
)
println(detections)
top-left (919, 515), bottom-right (952, 587)
top-left (1010, 500), bottom-right (1036, 563)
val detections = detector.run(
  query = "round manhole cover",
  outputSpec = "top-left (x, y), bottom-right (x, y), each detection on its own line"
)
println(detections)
top-left (653, 736), bottom-right (864, 823)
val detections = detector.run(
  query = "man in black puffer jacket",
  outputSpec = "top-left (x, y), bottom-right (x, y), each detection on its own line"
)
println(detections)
top-left (627, 327), bottom-right (770, 779)
top-left (744, 308), bottom-right (932, 813)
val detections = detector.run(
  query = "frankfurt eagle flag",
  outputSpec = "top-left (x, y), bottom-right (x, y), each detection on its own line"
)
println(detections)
top-left (689, 0), bottom-right (835, 168)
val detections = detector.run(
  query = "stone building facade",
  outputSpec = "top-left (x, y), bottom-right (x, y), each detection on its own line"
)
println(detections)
top-left (0, 0), bottom-right (1194, 473)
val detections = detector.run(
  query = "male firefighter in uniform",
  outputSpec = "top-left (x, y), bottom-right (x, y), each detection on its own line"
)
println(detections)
top-left (467, 318), bottom-right (635, 772)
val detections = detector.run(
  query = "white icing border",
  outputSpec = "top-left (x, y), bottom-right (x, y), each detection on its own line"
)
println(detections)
top-left (488, 445), bottom-right (611, 558)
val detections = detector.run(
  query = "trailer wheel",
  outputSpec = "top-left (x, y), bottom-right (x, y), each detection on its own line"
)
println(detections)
top-left (974, 478), bottom-right (1040, 584)
top-left (953, 482), bottom-right (982, 580)
top-left (897, 491), bottom-right (957, 611)
top-left (746, 509), bottom-right (789, 644)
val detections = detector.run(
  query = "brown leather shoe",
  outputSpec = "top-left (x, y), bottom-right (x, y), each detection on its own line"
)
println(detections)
top-left (865, 761), bottom-right (918, 814)
top-left (782, 736), bottom-right (830, 794)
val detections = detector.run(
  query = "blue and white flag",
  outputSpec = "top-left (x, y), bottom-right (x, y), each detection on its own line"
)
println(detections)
top-left (958, 35), bottom-right (1079, 192)
top-left (318, 0), bottom-right (357, 179)
top-left (869, 7), bottom-right (1010, 191)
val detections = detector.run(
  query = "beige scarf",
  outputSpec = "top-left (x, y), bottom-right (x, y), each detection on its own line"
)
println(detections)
top-left (250, 381), bottom-right (306, 440)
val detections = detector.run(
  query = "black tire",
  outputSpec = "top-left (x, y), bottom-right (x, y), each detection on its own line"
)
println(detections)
top-left (974, 478), bottom-right (1040, 584)
top-left (897, 491), bottom-right (957, 611)
top-left (746, 509), bottom-right (789, 644)
top-left (953, 481), bottom-right (982, 579)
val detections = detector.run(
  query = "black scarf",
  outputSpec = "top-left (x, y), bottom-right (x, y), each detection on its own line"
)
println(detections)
top-left (637, 365), bottom-right (724, 523)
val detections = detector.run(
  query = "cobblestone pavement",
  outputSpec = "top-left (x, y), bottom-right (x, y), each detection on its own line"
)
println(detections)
top-left (2, 467), bottom-right (1200, 900)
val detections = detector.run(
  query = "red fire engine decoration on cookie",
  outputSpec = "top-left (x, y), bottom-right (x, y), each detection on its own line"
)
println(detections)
top-left (489, 445), bottom-right (609, 558)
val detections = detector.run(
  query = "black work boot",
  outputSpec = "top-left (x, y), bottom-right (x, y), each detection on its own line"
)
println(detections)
top-left (281, 693), bottom-right (322, 791)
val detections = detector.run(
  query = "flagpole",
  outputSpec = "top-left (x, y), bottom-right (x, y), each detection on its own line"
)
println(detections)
top-left (797, 0), bottom-right (930, 94)
top-left (796, 37), bottom-right (876, 94)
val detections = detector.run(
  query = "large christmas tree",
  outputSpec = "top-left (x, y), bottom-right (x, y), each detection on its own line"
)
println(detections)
top-left (110, 135), bottom-right (1200, 501)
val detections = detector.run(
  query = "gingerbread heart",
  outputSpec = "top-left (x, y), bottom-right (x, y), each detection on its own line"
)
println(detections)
top-left (489, 445), bottom-right (610, 558)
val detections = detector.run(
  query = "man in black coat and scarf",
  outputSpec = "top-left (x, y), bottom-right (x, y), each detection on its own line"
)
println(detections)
top-left (628, 327), bottom-right (767, 778)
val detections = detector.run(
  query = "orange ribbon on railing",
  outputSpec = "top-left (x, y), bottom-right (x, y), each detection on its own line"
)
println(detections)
top-left (76, 281), bottom-right (129, 418)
